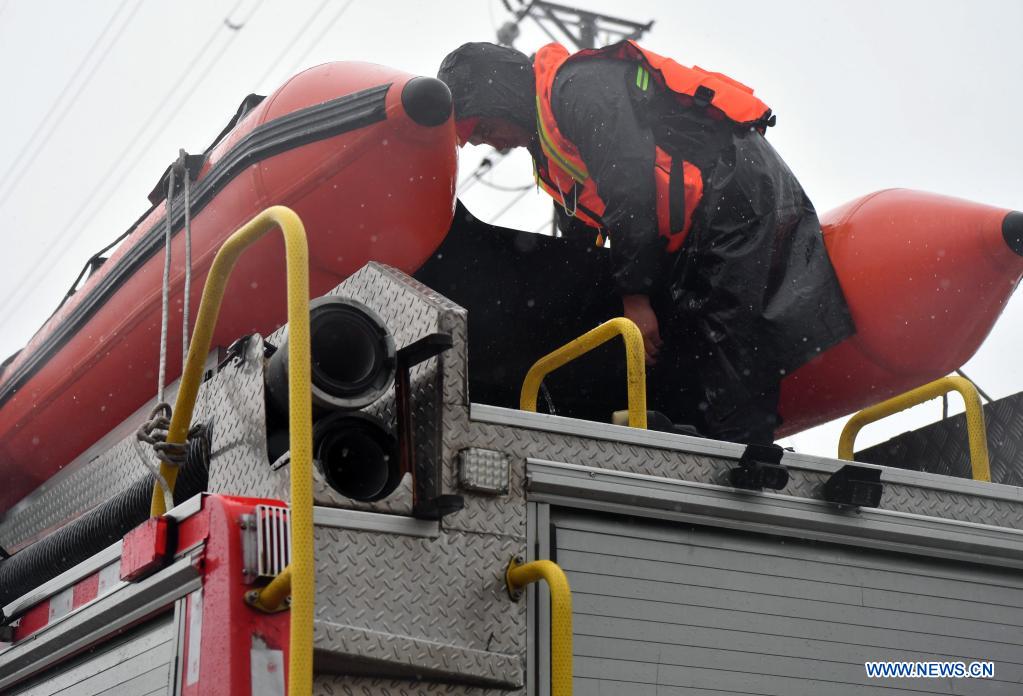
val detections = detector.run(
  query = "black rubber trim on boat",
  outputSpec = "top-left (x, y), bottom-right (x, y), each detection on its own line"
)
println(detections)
top-left (1004, 211), bottom-right (1023, 257)
top-left (0, 82), bottom-right (391, 407)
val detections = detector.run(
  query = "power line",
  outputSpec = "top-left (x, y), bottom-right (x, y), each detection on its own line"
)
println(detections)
top-left (0, 0), bottom-right (254, 326)
top-left (476, 178), bottom-right (533, 193)
top-left (48, 0), bottom-right (356, 317)
top-left (282, 0), bottom-right (358, 77)
top-left (456, 149), bottom-right (514, 195)
top-left (250, 0), bottom-right (332, 90)
top-left (0, 0), bottom-right (142, 206)
top-left (489, 187), bottom-right (532, 225)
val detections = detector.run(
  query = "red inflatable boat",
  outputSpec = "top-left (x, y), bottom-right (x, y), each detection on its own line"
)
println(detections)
top-left (0, 62), bottom-right (458, 512)
top-left (779, 189), bottom-right (1023, 435)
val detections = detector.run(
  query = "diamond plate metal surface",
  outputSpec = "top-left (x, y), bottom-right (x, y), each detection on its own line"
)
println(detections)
top-left (0, 433), bottom-right (153, 551)
top-left (455, 415), bottom-right (1023, 531)
top-left (0, 354), bottom-right (253, 551)
top-left (313, 525), bottom-right (525, 686)
top-left (314, 622), bottom-right (521, 688)
top-left (858, 391), bottom-right (1023, 486)
top-left (313, 676), bottom-right (519, 696)
top-left (201, 334), bottom-right (275, 498)
top-left (251, 263), bottom-right (470, 515)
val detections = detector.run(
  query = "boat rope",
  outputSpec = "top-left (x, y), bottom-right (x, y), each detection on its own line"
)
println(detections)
top-left (157, 166), bottom-right (175, 405)
top-left (143, 151), bottom-right (198, 512)
top-left (132, 431), bottom-right (173, 511)
top-left (136, 402), bottom-right (205, 512)
top-left (180, 149), bottom-right (193, 376)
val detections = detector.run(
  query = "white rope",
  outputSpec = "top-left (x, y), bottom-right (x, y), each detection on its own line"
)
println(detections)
top-left (157, 166), bottom-right (175, 404)
top-left (132, 435), bottom-right (174, 513)
top-left (181, 150), bottom-right (192, 372)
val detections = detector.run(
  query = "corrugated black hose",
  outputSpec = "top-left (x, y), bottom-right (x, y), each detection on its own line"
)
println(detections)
top-left (0, 424), bottom-right (211, 613)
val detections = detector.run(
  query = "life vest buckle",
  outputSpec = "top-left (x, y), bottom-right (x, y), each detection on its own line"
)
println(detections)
top-left (693, 85), bottom-right (715, 109)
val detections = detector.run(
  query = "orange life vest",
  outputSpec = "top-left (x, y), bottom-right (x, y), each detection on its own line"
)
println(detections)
top-left (532, 41), bottom-right (772, 252)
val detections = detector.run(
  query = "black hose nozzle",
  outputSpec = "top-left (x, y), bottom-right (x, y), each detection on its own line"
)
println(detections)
top-left (313, 412), bottom-right (401, 502)
top-left (267, 296), bottom-right (396, 414)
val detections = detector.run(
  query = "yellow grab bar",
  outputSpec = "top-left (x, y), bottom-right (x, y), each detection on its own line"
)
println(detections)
top-left (246, 564), bottom-right (293, 613)
top-left (506, 558), bottom-right (573, 696)
top-left (148, 205), bottom-right (314, 695)
top-left (520, 317), bottom-right (647, 429)
top-left (838, 375), bottom-right (991, 482)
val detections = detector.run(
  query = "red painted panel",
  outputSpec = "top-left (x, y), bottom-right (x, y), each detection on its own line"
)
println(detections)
top-left (72, 573), bottom-right (99, 609)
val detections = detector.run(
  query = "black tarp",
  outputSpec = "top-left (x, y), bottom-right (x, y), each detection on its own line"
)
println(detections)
top-left (415, 196), bottom-right (853, 439)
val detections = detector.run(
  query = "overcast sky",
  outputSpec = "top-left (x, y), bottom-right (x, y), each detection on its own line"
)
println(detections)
top-left (0, 0), bottom-right (1020, 457)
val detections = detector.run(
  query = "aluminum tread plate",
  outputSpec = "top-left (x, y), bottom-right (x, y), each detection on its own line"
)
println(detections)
top-left (313, 676), bottom-right (518, 695)
top-left (0, 348), bottom-right (255, 551)
top-left (858, 391), bottom-right (1023, 486)
top-left (312, 525), bottom-right (525, 688)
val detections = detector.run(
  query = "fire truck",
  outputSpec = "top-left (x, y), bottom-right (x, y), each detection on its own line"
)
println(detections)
top-left (1, 57), bottom-right (1021, 696)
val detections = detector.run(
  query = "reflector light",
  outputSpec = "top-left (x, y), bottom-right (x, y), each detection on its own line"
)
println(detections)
top-left (458, 448), bottom-right (510, 495)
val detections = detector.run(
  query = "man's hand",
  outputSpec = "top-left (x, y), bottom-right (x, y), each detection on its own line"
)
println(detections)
top-left (622, 294), bottom-right (662, 365)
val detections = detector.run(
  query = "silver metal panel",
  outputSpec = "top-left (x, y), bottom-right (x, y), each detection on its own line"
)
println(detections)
top-left (0, 555), bottom-right (200, 691)
top-left (168, 598), bottom-right (186, 696)
top-left (0, 439), bottom-right (153, 553)
top-left (464, 405), bottom-right (1023, 530)
top-left (551, 510), bottom-right (1023, 695)
top-left (311, 524), bottom-right (525, 688)
top-left (0, 356), bottom-right (218, 552)
top-left (201, 333), bottom-right (275, 499)
top-left (8, 612), bottom-right (175, 696)
top-left (437, 406), bottom-right (528, 538)
top-left (527, 459), bottom-right (1023, 570)
top-left (314, 621), bottom-right (520, 687)
top-left (313, 505), bottom-right (439, 538)
top-left (210, 263), bottom-right (470, 516)
top-left (471, 402), bottom-right (747, 460)
top-left (473, 402), bottom-right (1023, 505)
top-left (312, 675), bottom-right (518, 695)
top-left (3, 543), bottom-right (122, 620)
top-left (164, 494), bottom-right (203, 522)
top-left (535, 503), bottom-right (551, 696)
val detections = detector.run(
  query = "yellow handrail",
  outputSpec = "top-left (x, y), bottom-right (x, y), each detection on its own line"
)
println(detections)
top-left (148, 205), bottom-right (314, 695)
top-left (520, 317), bottom-right (647, 429)
top-left (506, 558), bottom-right (573, 696)
top-left (246, 564), bottom-right (293, 613)
top-left (838, 375), bottom-right (991, 482)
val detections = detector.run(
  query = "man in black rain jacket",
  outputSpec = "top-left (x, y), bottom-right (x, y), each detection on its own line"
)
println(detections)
top-left (437, 41), bottom-right (854, 444)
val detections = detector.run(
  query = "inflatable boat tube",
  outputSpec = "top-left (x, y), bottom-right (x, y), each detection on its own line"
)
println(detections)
top-left (778, 189), bottom-right (1023, 435)
top-left (0, 62), bottom-right (457, 512)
